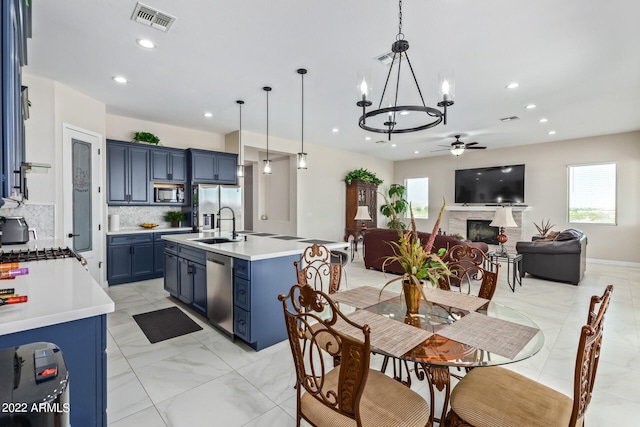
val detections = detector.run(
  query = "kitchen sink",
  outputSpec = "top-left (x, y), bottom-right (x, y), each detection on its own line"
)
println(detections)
top-left (193, 237), bottom-right (233, 244)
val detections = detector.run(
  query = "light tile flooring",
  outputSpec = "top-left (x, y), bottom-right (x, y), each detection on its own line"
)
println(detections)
top-left (105, 257), bottom-right (640, 426)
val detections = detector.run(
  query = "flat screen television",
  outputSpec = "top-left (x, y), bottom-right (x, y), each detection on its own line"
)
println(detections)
top-left (455, 164), bottom-right (525, 204)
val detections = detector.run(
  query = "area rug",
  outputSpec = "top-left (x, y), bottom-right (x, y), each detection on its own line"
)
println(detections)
top-left (133, 307), bottom-right (203, 344)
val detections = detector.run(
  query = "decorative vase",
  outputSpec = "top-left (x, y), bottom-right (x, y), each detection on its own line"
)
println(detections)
top-left (403, 280), bottom-right (421, 315)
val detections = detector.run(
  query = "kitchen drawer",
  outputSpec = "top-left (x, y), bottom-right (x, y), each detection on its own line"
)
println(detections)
top-left (177, 245), bottom-right (206, 264)
top-left (154, 230), bottom-right (190, 241)
top-left (234, 307), bottom-right (251, 342)
top-left (164, 241), bottom-right (178, 254)
top-left (234, 258), bottom-right (250, 280)
top-left (234, 277), bottom-right (250, 311)
top-left (108, 234), bottom-right (153, 246)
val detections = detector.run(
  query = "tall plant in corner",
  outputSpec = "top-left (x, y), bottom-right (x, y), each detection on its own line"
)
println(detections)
top-left (380, 184), bottom-right (408, 230)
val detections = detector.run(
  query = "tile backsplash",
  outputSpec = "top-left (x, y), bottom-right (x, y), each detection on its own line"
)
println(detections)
top-left (0, 203), bottom-right (55, 240)
top-left (108, 206), bottom-right (189, 231)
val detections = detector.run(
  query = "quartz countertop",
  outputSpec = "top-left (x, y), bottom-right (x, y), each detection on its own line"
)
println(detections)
top-left (106, 227), bottom-right (192, 236)
top-left (162, 232), bottom-right (349, 261)
top-left (0, 245), bottom-right (115, 336)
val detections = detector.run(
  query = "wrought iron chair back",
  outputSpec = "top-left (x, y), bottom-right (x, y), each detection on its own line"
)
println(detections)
top-left (279, 283), bottom-right (370, 425)
top-left (294, 244), bottom-right (343, 294)
top-left (439, 244), bottom-right (500, 300)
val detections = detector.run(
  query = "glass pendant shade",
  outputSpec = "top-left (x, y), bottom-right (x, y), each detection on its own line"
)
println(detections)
top-left (236, 99), bottom-right (245, 178)
top-left (297, 152), bottom-right (307, 169)
top-left (263, 159), bottom-right (272, 174)
top-left (236, 164), bottom-right (244, 177)
top-left (438, 70), bottom-right (455, 103)
top-left (450, 146), bottom-right (465, 156)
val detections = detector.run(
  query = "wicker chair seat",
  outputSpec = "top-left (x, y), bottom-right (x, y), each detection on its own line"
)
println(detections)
top-left (302, 367), bottom-right (431, 427)
top-left (449, 366), bottom-right (572, 427)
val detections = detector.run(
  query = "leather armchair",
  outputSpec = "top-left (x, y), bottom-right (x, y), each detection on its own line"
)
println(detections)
top-left (516, 229), bottom-right (587, 285)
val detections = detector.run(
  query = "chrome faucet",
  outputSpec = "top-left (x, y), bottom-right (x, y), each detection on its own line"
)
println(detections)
top-left (217, 206), bottom-right (238, 240)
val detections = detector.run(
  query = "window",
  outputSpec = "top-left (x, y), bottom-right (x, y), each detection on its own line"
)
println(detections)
top-left (405, 177), bottom-right (429, 219)
top-left (568, 163), bottom-right (616, 224)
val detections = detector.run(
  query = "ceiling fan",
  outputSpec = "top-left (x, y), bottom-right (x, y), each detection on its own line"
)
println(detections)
top-left (433, 135), bottom-right (487, 156)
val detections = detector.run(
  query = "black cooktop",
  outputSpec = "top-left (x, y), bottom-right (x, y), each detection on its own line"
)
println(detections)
top-left (0, 247), bottom-right (81, 263)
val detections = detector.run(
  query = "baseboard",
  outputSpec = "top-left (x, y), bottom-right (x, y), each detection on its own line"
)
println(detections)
top-left (586, 258), bottom-right (640, 268)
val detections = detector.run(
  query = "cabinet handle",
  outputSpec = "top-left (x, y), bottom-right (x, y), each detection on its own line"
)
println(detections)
top-left (168, 172), bottom-right (173, 180)
top-left (238, 320), bottom-right (245, 326)
top-left (238, 290), bottom-right (245, 295)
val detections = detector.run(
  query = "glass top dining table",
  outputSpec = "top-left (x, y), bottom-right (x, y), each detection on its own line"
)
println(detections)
top-left (359, 296), bottom-right (545, 368)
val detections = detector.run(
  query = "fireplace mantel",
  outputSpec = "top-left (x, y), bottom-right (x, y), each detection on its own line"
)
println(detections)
top-left (445, 205), bottom-right (532, 253)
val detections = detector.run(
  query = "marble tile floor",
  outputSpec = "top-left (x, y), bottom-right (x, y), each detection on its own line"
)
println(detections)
top-left (104, 258), bottom-right (640, 426)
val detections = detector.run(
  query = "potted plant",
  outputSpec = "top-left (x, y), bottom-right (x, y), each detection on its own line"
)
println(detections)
top-left (164, 211), bottom-right (185, 227)
top-left (533, 219), bottom-right (555, 237)
top-left (344, 168), bottom-right (383, 185)
top-left (380, 184), bottom-right (408, 230)
top-left (133, 131), bottom-right (160, 145)
top-left (380, 199), bottom-right (451, 316)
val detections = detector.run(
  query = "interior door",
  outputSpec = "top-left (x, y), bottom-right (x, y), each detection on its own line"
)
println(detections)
top-left (63, 123), bottom-right (104, 285)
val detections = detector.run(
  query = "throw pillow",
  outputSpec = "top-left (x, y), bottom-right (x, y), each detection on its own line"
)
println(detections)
top-left (545, 231), bottom-right (560, 241)
top-left (555, 229), bottom-right (582, 241)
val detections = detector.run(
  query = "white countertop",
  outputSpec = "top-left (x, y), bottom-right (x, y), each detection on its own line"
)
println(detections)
top-left (0, 246), bottom-right (115, 336)
top-left (162, 232), bottom-right (349, 261)
top-left (107, 227), bottom-right (193, 236)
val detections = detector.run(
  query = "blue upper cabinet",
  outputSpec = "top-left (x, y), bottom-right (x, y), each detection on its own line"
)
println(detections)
top-left (189, 149), bottom-right (237, 185)
top-left (106, 140), bottom-right (150, 205)
top-left (1, 0), bottom-right (31, 201)
top-left (151, 147), bottom-right (186, 182)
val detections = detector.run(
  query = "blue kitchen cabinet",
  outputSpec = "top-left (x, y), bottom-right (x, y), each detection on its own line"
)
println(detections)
top-left (106, 140), bottom-right (150, 205)
top-left (151, 146), bottom-right (187, 182)
top-left (191, 262), bottom-right (207, 314)
top-left (188, 149), bottom-right (237, 185)
top-left (164, 241), bottom-right (179, 296)
top-left (170, 244), bottom-right (207, 315)
top-left (107, 234), bottom-right (155, 285)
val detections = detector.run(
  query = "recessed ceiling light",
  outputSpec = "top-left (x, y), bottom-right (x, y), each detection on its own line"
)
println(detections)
top-left (112, 76), bottom-right (128, 83)
top-left (400, 111), bottom-right (410, 116)
top-left (414, 150), bottom-right (419, 154)
top-left (539, 118), bottom-right (548, 123)
top-left (506, 82), bottom-right (519, 89)
top-left (203, 112), bottom-right (213, 118)
top-left (525, 104), bottom-right (536, 109)
top-left (136, 39), bottom-right (156, 49)
top-left (331, 128), bottom-right (339, 133)
top-left (548, 130), bottom-right (556, 135)
top-left (365, 136), bottom-right (371, 141)
top-left (391, 144), bottom-right (397, 147)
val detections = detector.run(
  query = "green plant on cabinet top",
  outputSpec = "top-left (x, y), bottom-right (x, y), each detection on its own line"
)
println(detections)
top-left (345, 168), bottom-right (383, 185)
top-left (133, 131), bottom-right (160, 145)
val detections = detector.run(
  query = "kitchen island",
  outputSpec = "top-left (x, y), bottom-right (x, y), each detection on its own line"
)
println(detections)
top-left (0, 241), bottom-right (114, 427)
top-left (162, 232), bottom-right (347, 350)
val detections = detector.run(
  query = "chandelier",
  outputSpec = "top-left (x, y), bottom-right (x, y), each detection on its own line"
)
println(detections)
top-left (357, 0), bottom-right (454, 140)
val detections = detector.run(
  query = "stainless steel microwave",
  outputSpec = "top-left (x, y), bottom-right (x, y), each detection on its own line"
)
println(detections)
top-left (154, 186), bottom-right (185, 203)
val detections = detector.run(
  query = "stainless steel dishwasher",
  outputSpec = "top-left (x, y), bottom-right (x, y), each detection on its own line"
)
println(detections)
top-left (206, 252), bottom-right (234, 336)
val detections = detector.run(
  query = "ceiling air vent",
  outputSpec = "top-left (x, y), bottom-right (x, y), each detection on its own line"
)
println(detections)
top-left (500, 116), bottom-right (520, 122)
top-left (374, 51), bottom-right (395, 66)
top-left (131, 2), bottom-right (176, 32)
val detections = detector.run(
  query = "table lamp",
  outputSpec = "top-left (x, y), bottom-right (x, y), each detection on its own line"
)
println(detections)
top-left (354, 206), bottom-right (372, 231)
top-left (490, 206), bottom-right (517, 255)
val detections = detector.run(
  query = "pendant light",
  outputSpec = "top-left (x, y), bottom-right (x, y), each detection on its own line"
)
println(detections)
top-left (263, 86), bottom-right (272, 174)
top-left (297, 68), bottom-right (308, 170)
top-left (236, 100), bottom-right (245, 177)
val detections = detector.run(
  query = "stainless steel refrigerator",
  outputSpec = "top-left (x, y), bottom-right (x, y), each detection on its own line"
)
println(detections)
top-left (194, 184), bottom-right (243, 232)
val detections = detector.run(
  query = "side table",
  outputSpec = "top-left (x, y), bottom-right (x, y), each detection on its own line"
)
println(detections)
top-left (486, 252), bottom-right (523, 292)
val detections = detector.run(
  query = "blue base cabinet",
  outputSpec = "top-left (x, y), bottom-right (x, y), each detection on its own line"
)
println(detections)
top-left (164, 243), bottom-right (207, 316)
top-left (0, 315), bottom-right (108, 427)
top-left (233, 255), bottom-right (299, 351)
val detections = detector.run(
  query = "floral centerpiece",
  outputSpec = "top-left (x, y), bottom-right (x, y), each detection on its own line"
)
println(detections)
top-left (380, 198), bottom-right (451, 315)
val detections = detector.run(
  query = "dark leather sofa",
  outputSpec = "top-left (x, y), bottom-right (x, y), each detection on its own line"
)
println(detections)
top-left (363, 228), bottom-right (488, 275)
top-left (516, 229), bottom-right (587, 285)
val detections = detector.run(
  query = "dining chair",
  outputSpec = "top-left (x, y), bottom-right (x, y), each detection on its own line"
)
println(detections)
top-left (294, 244), bottom-right (343, 294)
top-left (279, 283), bottom-right (433, 427)
top-left (444, 284), bottom-right (613, 427)
top-left (438, 244), bottom-right (500, 300)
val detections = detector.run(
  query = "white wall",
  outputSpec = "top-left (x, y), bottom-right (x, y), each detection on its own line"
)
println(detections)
top-left (106, 114), bottom-right (225, 151)
top-left (394, 131), bottom-right (640, 263)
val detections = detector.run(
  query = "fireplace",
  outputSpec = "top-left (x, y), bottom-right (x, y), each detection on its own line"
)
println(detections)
top-left (467, 220), bottom-right (499, 245)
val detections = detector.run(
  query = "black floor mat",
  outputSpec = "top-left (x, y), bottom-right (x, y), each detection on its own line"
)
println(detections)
top-left (133, 307), bottom-right (203, 344)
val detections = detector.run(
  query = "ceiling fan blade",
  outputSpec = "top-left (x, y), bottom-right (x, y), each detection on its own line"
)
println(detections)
top-left (466, 146), bottom-right (487, 150)
top-left (437, 144), bottom-right (452, 148)
top-left (465, 142), bottom-right (479, 147)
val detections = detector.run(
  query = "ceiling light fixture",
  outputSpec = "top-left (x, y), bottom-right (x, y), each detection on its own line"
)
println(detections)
top-left (450, 143), bottom-right (465, 156)
top-left (112, 76), bottom-right (128, 83)
top-left (263, 86), bottom-right (272, 174)
top-left (365, 137), bottom-right (371, 141)
top-left (506, 82), bottom-right (519, 89)
top-left (297, 68), bottom-right (308, 170)
top-left (136, 39), bottom-right (156, 49)
top-left (332, 128), bottom-right (339, 133)
top-left (539, 118), bottom-right (548, 123)
top-left (203, 112), bottom-right (213, 118)
top-left (548, 130), bottom-right (556, 135)
top-left (525, 104), bottom-right (537, 109)
top-left (356, 0), bottom-right (454, 140)
top-left (236, 100), bottom-right (244, 178)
